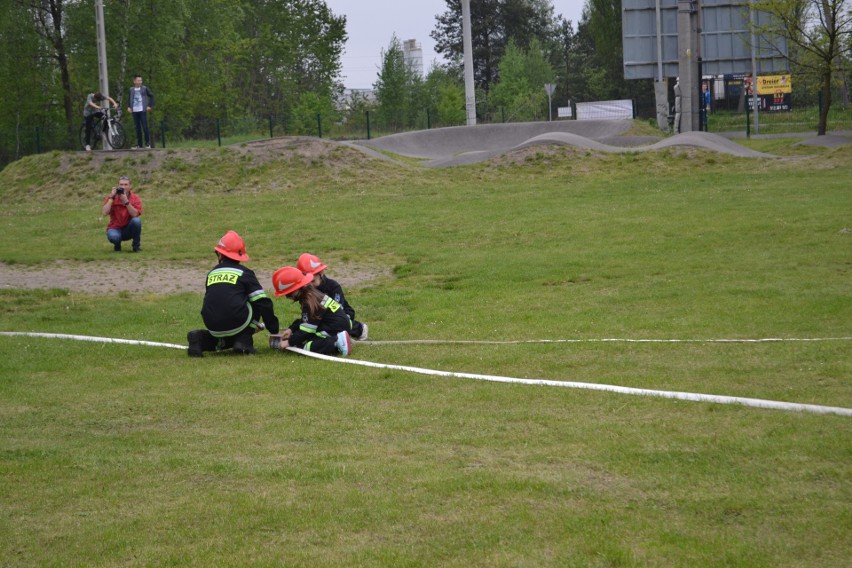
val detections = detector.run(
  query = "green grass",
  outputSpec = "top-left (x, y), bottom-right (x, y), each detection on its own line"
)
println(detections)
top-left (0, 138), bottom-right (850, 566)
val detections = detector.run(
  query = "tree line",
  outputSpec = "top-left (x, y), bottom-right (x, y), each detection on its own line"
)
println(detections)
top-left (0, 0), bottom-right (347, 154)
top-left (0, 0), bottom-right (650, 146)
top-left (0, 0), bottom-right (848, 165)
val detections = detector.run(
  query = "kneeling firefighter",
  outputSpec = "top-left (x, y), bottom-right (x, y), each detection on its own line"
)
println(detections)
top-left (187, 230), bottom-right (279, 357)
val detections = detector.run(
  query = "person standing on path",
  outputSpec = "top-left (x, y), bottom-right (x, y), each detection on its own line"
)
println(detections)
top-left (127, 74), bottom-right (154, 149)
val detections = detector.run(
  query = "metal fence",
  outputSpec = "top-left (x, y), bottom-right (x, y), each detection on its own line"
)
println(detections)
top-left (2, 90), bottom-right (849, 170)
top-left (704, 92), bottom-right (852, 136)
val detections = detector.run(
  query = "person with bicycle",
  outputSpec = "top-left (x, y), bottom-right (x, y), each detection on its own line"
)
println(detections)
top-left (83, 92), bottom-right (118, 151)
top-left (102, 175), bottom-right (143, 253)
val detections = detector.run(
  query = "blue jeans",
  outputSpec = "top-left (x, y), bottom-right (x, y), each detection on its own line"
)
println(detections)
top-left (132, 111), bottom-right (150, 147)
top-left (107, 217), bottom-right (142, 251)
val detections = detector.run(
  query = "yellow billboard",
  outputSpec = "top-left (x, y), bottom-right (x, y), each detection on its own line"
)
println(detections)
top-left (757, 75), bottom-right (792, 95)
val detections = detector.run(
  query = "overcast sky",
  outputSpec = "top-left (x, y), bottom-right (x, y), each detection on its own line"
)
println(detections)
top-left (323, 0), bottom-right (587, 89)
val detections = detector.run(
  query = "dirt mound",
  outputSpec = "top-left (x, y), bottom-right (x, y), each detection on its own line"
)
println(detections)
top-left (52, 136), bottom-right (363, 174)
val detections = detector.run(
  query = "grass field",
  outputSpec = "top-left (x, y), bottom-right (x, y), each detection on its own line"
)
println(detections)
top-left (0, 133), bottom-right (850, 566)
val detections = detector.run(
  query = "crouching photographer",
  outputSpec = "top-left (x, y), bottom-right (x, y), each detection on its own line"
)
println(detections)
top-left (101, 175), bottom-right (143, 253)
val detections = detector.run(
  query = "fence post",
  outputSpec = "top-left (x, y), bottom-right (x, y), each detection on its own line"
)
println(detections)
top-left (316, 113), bottom-right (322, 138)
top-left (160, 121), bottom-right (167, 148)
top-left (697, 56), bottom-right (705, 132)
top-left (501, 106), bottom-right (506, 123)
top-left (269, 115), bottom-right (274, 139)
top-left (426, 108), bottom-right (431, 129)
top-left (366, 111), bottom-right (371, 140)
top-left (216, 118), bottom-right (222, 146)
top-left (36, 127), bottom-right (41, 154)
top-left (745, 101), bottom-right (750, 138)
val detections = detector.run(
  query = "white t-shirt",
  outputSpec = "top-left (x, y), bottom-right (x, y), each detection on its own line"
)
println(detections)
top-left (132, 87), bottom-right (144, 112)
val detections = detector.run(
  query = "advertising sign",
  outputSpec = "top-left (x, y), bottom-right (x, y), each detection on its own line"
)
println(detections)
top-left (756, 74), bottom-right (792, 111)
top-left (723, 73), bottom-right (793, 112)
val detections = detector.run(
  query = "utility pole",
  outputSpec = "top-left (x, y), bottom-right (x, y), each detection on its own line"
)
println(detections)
top-left (462, 0), bottom-right (476, 126)
top-left (95, 0), bottom-right (112, 149)
top-left (749, 1), bottom-right (760, 134)
top-left (676, 0), bottom-right (700, 131)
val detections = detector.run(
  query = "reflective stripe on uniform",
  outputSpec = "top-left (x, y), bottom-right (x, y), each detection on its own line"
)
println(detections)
top-left (248, 289), bottom-right (268, 302)
top-left (298, 323), bottom-right (328, 339)
top-left (321, 296), bottom-right (343, 313)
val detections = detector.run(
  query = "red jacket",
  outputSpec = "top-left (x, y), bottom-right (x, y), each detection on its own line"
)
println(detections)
top-left (104, 191), bottom-right (143, 229)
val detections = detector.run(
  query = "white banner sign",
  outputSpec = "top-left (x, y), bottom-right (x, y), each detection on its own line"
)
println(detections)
top-left (575, 99), bottom-right (633, 121)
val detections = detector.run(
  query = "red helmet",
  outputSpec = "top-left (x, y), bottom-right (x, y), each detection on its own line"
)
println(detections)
top-left (297, 253), bottom-right (327, 274)
top-left (272, 266), bottom-right (314, 297)
top-left (214, 230), bottom-right (250, 262)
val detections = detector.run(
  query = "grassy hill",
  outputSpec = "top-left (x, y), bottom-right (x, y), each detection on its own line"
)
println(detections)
top-left (1, 135), bottom-right (850, 566)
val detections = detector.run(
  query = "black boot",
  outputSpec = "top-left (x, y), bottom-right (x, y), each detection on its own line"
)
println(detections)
top-left (187, 330), bottom-right (205, 357)
top-left (232, 331), bottom-right (256, 355)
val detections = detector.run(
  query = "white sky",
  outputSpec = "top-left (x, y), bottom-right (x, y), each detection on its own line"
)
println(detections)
top-left (324, 0), bottom-right (587, 89)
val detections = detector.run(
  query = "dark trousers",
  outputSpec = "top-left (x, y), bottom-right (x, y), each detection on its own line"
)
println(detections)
top-left (295, 334), bottom-right (339, 355)
top-left (84, 112), bottom-right (103, 146)
top-left (192, 327), bottom-right (255, 353)
top-left (132, 111), bottom-right (151, 147)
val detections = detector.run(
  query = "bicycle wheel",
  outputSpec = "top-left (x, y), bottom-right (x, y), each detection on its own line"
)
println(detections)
top-left (106, 121), bottom-right (127, 149)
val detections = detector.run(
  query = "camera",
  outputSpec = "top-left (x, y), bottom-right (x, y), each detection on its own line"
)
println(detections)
top-left (115, 187), bottom-right (124, 195)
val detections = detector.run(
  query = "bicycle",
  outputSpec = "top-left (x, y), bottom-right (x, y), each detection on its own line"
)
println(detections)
top-left (79, 107), bottom-right (127, 150)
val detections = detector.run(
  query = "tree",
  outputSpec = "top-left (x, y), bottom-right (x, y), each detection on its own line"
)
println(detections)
top-left (227, 0), bottom-right (347, 124)
top-left (18, 0), bottom-right (75, 130)
top-left (423, 64), bottom-right (466, 126)
top-left (547, 15), bottom-right (589, 107)
top-left (0, 0), bottom-right (64, 161)
top-left (751, 0), bottom-right (851, 134)
top-left (289, 91), bottom-right (335, 135)
top-left (374, 34), bottom-right (422, 131)
top-left (583, 0), bottom-right (622, 99)
top-left (0, 0), bottom-right (349, 152)
top-left (431, 0), bottom-right (559, 94)
top-left (489, 38), bottom-right (554, 121)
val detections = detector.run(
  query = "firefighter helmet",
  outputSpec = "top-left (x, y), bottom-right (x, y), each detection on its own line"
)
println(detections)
top-left (296, 253), bottom-right (327, 275)
top-left (214, 230), bottom-right (250, 262)
top-left (272, 266), bottom-right (313, 297)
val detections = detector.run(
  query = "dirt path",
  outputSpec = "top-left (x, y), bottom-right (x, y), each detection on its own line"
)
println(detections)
top-left (0, 260), bottom-right (386, 295)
